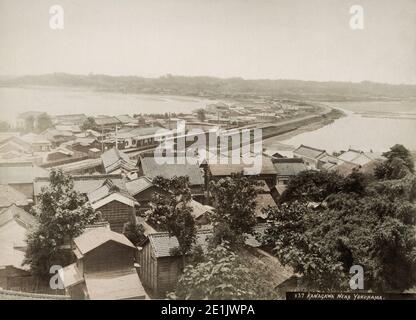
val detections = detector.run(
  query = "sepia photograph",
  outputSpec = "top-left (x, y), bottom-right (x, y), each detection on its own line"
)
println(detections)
top-left (0, 0), bottom-right (415, 307)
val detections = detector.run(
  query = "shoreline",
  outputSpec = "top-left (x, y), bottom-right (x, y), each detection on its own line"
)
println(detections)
top-left (261, 105), bottom-right (345, 151)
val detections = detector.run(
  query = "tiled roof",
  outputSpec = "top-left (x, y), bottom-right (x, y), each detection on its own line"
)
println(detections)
top-left (101, 148), bottom-right (136, 173)
top-left (87, 179), bottom-right (135, 204)
top-left (0, 205), bottom-right (37, 269)
top-left (21, 133), bottom-right (51, 145)
top-left (188, 200), bottom-right (214, 220)
top-left (0, 185), bottom-right (29, 207)
top-left (94, 116), bottom-right (121, 126)
top-left (34, 174), bottom-right (125, 196)
top-left (51, 158), bottom-right (103, 173)
top-left (147, 229), bottom-right (212, 258)
top-left (273, 158), bottom-right (307, 176)
top-left (0, 289), bottom-right (69, 300)
top-left (0, 164), bottom-right (49, 184)
top-left (0, 204), bottom-right (37, 229)
top-left (116, 126), bottom-right (165, 139)
top-left (84, 268), bottom-right (147, 300)
top-left (115, 115), bottom-right (136, 124)
top-left (73, 227), bottom-right (135, 255)
top-left (208, 157), bottom-right (277, 176)
top-left (293, 145), bottom-right (327, 159)
top-left (125, 176), bottom-right (153, 196)
top-left (147, 226), bottom-right (265, 258)
top-left (139, 157), bottom-right (204, 186)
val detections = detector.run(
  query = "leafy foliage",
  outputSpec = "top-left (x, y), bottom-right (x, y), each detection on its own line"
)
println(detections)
top-left (196, 109), bottom-right (206, 122)
top-left (36, 113), bottom-right (53, 133)
top-left (172, 243), bottom-right (278, 300)
top-left (209, 173), bottom-right (258, 246)
top-left (24, 170), bottom-right (99, 279)
top-left (147, 176), bottom-right (196, 256)
top-left (81, 117), bottom-right (97, 131)
top-left (278, 170), bottom-right (344, 204)
top-left (123, 221), bottom-right (146, 246)
top-left (375, 144), bottom-right (414, 180)
top-left (263, 146), bottom-right (416, 292)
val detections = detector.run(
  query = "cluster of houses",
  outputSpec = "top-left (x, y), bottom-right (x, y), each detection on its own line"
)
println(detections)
top-left (0, 108), bottom-right (386, 300)
top-left (204, 100), bottom-right (313, 126)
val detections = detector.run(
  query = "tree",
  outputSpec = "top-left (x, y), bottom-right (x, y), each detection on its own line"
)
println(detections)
top-left (0, 120), bottom-right (10, 132)
top-left (81, 117), bottom-right (96, 131)
top-left (36, 113), bottom-right (53, 133)
top-left (123, 221), bottom-right (146, 246)
top-left (209, 173), bottom-right (258, 246)
top-left (172, 242), bottom-right (278, 300)
top-left (375, 144), bottom-right (414, 180)
top-left (278, 170), bottom-right (344, 204)
top-left (262, 158), bottom-right (416, 292)
top-left (196, 109), bottom-right (206, 122)
top-left (25, 115), bottom-right (35, 132)
top-left (24, 170), bottom-right (99, 280)
top-left (147, 176), bottom-right (196, 259)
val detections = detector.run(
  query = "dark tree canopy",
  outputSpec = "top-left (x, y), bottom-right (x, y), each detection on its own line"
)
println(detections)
top-left (172, 243), bottom-right (278, 300)
top-left (36, 113), bottom-right (53, 133)
top-left (262, 146), bottom-right (416, 292)
top-left (147, 176), bottom-right (196, 257)
top-left (123, 221), bottom-right (146, 246)
top-left (375, 144), bottom-right (415, 180)
top-left (24, 170), bottom-right (99, 279)
top-left (209, 173), bottom-right (259, 246)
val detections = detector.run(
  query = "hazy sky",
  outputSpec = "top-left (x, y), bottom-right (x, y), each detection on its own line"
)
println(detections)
top-left (0, 0), bottom-right (415, 84)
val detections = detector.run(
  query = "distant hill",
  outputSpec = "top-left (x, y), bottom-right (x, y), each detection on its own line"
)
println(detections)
top-left (1, 73), bottom-right (415, 101)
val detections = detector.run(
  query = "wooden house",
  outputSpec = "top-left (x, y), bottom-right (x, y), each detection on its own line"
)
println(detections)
top-left (293, 145), bottom-right (327, 169)
top-left (87, 179), bottom-right (138, 233)
top-left (0, 163), bottom-right (49, 199)
top-left (125, 176), bottom-right (168, 214)
top-left (136, 155), bottom-right (205, 202)
top-left (0, 205), bottom-right (37, 291)
top-left (137, 230), bottom-right (211, 297)
top-left (61, 226), bottom-right (147, 300)
top-left (100, 147), bottom-right (137, 175)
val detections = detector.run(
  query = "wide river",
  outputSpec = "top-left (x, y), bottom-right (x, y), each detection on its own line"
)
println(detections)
top-left (0, 86), bottom-right (213, 122)
top-left (266, 100), bottom-right (416, 153)
top-left (0, 86), bottom-right (415, 153)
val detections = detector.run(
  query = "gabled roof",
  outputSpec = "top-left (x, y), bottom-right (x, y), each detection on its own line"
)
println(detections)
top-left (0, 204), bottom-right (37, 228)
top-left (21, 133), bottom-right (51, 145)
top-left (0, 185), bottom-right (29, 208)
top-left (337, 149), bottom-right (374, 166)
top-left (115, 115), bottom-right (136, 124)
top-left (125, 176), bottom-right (154, 196)
top-left (73, 227), bottom-right (135, 256)
top-left (87, 179), bottom-right (137, 209)
top-left (94, 116), bottom-right (121, 126)
top-left (273, 158), bottom-right (307, 176)
top-left (147, 229), bottom-right (212, 258)
top-left (101, 148), bottom-right (136, 173)
top-left (34, 174), bottom-right (124, 196)
top-left (116, 126), bottom-right (166, 139)
top-left (188, 200), bottom-right (214, 220)
top-left (208, 157), bottom-right (277, 176)
top-left (293, 145), bottom-right (327, 159)
top-left (0, 164), bottom-right (49, 184)
top-left (0, 205), bottom-right (37, 270)
top-left (145, 226), bottom-right (265, 258)
top-left (138, 157), bottom-right (204, 186)
top-left (0, 136), bottom-right (33, 153)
